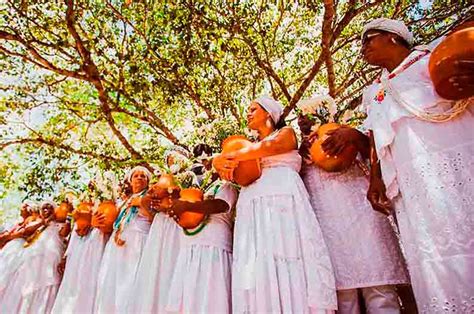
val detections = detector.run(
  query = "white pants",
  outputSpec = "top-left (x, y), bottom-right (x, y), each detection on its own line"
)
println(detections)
top-left (337, 285), bottom-right (400, 314)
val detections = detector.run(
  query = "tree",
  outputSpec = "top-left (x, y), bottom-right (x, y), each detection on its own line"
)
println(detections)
top-left (0, 0), bottom-right (471, 214)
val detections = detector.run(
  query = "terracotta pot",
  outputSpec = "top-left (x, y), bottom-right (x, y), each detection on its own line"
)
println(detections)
top-left (177, 188), bottom-right (205, 229)
top-left (310, 123), bottom-right (358, 172)
top-left (97, 200), bottom-right (118, 234)
top-left (55, 201), bottom-right (73, 223)
top-left (221, 135), bottom-right (261, 186)
top-left (149, 173), bottom-right (179, 199)
top-left (73, 202), bottom-right (93, 232)
top-left (429, 23), bottom-right (474, 100)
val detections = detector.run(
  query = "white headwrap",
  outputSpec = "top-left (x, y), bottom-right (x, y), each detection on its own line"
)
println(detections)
top-left (125, 166), bottom-right (152, 184)
top-left (255, 96), bottom-right (284, 125)
top-left (40, 200), bottom-right (57, 209)
top-left (163, 145), bottom-right (191, 162)
top-left (362, 18), bottom-right (414, 46)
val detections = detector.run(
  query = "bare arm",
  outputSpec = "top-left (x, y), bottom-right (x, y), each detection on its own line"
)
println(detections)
top-left (367, 131), bottom-right (392, 215)
top-left (228, 127), bottom-right (298, 162)
top-left (171, 199), bottom-right (230, 216)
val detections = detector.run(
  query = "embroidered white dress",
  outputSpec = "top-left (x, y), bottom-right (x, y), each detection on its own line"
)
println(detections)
top-left (166, 181), bottom-right (237, 313)
top-left (51, 227), bottom-right (108, 314)
top-left (364, 48), bottom-right (474, 313)
top-left (129, 213), bottom-right (182, 313)
top-left (0, 222), bottom-right (65, 314)
top-left (302, 164), bottom-right (409, 290)
top-left (232, 136), bottom-right (337, 313)
top-left (94, 212), bottom-right (150, 313)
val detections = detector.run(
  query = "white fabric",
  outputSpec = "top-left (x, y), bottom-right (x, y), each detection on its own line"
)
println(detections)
top-left (232, 145), bottom-right (337, 313)
top-left (362, 18), bottom-right (413, 45)
top-left (337, 286), bottom-right (401, 314)
top-left (364, 49), bottom-right (474, 312)
top-left (40, 200), bottom-right (57, 209)
top-left (302, 164), bottom-right (409, 289)
top-left (124, 165), bottom-right (152, 183)
top-left (0, 238), bottom-right (26, 302)
top-left (129, 212), bottom-right (182, 313)
top-left (94, 214), bottom-right (150, 313)
top-left (51, 228), bottom-right (108, 314)
top-left (167, 246), bottom-right (232, 314)
top-left (166, 182), bottom-right (237, 313)
top-left (0, 222), bottom-right (65, 314)
top-left (255, 95), bottom-right (284, 124)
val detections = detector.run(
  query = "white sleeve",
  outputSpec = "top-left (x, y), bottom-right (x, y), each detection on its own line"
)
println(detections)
top-left (214, 183), bottom-right (238, 211)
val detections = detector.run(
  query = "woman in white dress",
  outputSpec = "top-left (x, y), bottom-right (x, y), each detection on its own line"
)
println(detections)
top-left (165, 148), bottom-right (238, 313)
top-left (0, 202), bottom-right (35, 302)
top-left (216, 96), bottom-right (337, 313)
top-left (298, 109), bottom-right (410, 313)
top-left (129, 147), bottom-right (191, 313)
top-left (51, 206), bottom-right (110, 313)
top-left (94, 166), bottom-right (152, 313)
top-left (361, 18), bottom-right (474, 312)
top-left (0, 201), bottom-right (66, 313)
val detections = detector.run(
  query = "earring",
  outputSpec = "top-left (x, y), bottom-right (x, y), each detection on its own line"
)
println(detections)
top-left (265, 118), bottom-right (273, 128)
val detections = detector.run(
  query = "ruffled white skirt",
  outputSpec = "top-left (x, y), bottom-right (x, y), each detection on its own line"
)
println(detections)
top-left (52, 228), bottom-right (107, 313)
top-left (232, 167), bottom-right (337, 313)
top-left (0, 238), bottom-right (26, 300)
top-left (94, 217), bottom-right (150, 314)
top-left (129, 213), bottom-right (182, 313)
top-left (166, 220), bottom-right (233, 314)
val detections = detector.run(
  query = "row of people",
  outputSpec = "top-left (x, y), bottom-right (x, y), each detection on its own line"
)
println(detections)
top-left (0, 17), bottom-right (472, 313)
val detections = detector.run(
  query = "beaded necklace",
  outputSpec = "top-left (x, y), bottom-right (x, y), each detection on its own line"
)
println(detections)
top-left (374, 49), bottom-right (472, 122)
top-left (182, 180), bottom-right (223, 236)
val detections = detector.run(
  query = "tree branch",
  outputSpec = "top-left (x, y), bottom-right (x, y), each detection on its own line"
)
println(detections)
top-left (64, 0), bottom-right (147, 164)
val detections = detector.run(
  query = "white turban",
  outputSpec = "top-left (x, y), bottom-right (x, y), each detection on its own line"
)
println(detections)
top-left (362, 18), bottom-right (414, 46)
top-left (163, 145), bottom-right (191, 161)
top-left (255, 96), bottom-right (284, 125)
top-left (40, 200), bottom-right (57, 209)
top-left (125, 166), bottom-right (152, 184)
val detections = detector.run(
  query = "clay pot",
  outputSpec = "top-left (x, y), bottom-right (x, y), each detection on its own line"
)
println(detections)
top-left (73, 202), bottom-right (93, 233)
top-left (97, 200), bottom-right (118, 234)
top-left (429, 22), bottom-right (474, 100)
top-left (149, 173), bottom-right (179, 199)
top-left (55, 201), bottom-right (73, 223)
top-left (310, 123), bottom-right (358, 172)
top-left (177, 188), bottom-right (205, 229)
top-left (221, 135), bottom-right (261, 186)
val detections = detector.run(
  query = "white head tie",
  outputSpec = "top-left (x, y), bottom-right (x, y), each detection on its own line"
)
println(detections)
top-left (255, 96), bottom-right (284, 125)
top-left (125, 166), bottom-right (152, 184)
top-left (362, 18), bottom-right (414, 46)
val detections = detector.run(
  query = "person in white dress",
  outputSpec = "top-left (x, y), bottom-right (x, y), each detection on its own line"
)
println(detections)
top-left (51, 206), bottom-right (110, 313)
top-left (360, 18), bottom-right (474, 313)
top-left (215, 96), bottom-right (337, 313)
top-left (0, 201), bottom-right (66, 313)
top-left (0, 202), bottom-right (35, 302)
top-left (297, 105), bottom-right (410, 314)
top-left (129, 147), bottom-right (191, 313)
top-left (165, 146), bottom-right (238, 313)
top-left (94, 166), bottom-right (152, 313)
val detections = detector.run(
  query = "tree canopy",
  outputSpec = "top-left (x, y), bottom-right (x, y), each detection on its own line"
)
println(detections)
top-left (0, 0), bottom-right (471, 221)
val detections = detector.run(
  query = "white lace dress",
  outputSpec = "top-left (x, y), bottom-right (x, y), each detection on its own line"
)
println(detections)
top-left (51, 227), bottom-right (108, 313)
top-left (364, 48), bottom-right (474, 313)
top-left (166, 181), bottom-right (237, 313)
top-left (302, 163), bottom-right (409, 290)
top-left (0, 222), bottom-right (65, 314)
top-left (232, 142), bottom-right (337, 313)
